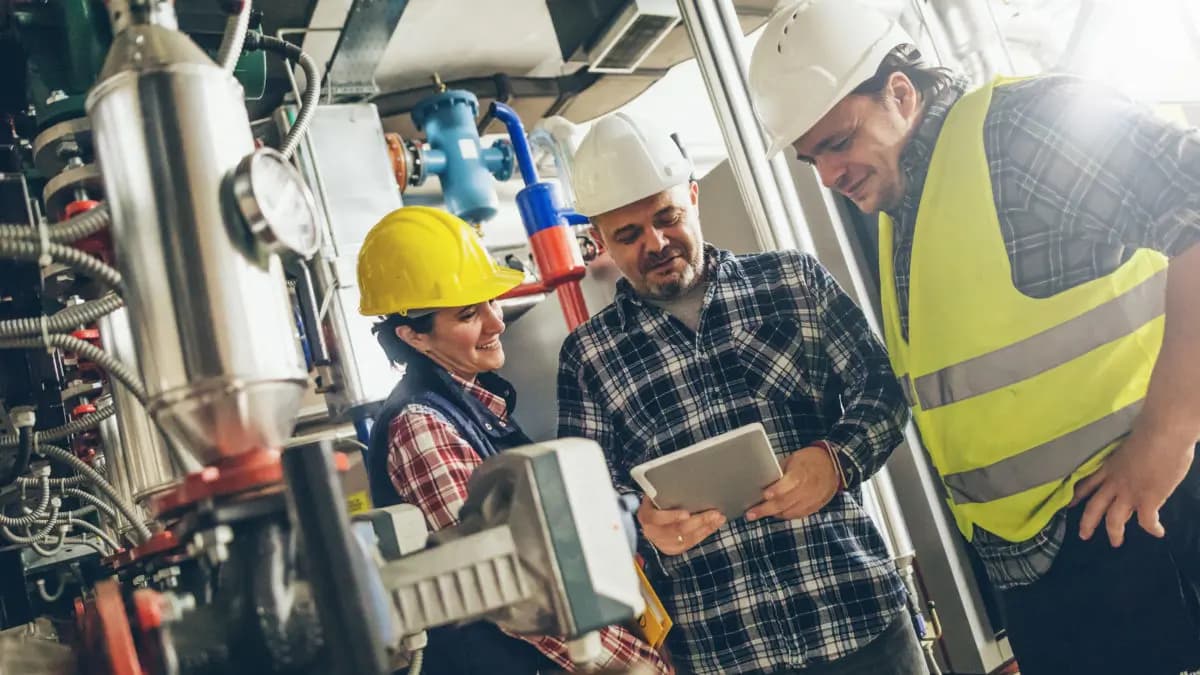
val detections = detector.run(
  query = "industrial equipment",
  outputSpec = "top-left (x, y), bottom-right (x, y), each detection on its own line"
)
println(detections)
top-left (0, 1), bottom-right (649, 673)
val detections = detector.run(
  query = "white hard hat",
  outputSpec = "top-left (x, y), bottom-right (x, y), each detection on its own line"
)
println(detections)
top-left (749, 0), bottom-right (913, 158)
top-left (570, 112), bottom-right (693, 218)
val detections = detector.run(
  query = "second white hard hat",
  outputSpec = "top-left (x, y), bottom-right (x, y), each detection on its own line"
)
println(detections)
top-left (749, 0), bottom-right (914, 158)
top-left (570, 112), bottom-right (693, 218)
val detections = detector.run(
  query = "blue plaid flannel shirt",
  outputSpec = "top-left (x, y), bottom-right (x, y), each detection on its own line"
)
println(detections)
top-left (557, 247), bottom-right (910, 675)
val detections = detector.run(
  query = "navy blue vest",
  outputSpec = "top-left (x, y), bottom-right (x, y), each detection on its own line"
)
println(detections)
top-left (366, 363), bottom-right (532, 509)
top-left (366, 361), bottom-right (551, 674)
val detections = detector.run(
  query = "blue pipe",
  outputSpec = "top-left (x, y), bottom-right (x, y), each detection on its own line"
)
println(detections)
top-left (563, 211), bottom-right (589, 226)
top-left (489, 102), bottom-right (538, 187)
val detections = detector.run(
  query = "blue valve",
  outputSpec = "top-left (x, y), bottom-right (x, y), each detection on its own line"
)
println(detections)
top-left (410, 90), bottom-right (515, 224)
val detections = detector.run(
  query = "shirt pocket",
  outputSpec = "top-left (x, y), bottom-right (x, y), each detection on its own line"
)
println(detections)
top-left (733, 317), bottom-right (819, 403)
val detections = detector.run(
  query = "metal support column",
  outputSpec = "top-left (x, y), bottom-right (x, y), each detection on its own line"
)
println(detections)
top-left (676, 0), bottom-right (813, 254)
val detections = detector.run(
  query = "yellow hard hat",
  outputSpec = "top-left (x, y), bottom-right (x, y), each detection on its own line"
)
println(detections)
top-left (357, 206), bottom-right (524, 316)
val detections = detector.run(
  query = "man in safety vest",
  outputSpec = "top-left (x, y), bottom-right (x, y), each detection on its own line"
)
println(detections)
top-left (747, 2), bottom-right (1200, 674)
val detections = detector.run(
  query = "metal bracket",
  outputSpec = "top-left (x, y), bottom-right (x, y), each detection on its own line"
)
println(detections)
top-left (325, 0), bottom-right (412, 101)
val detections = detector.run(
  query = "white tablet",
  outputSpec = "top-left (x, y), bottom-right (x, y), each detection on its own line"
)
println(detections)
top-left (629, 423), bottom-right (782, 518)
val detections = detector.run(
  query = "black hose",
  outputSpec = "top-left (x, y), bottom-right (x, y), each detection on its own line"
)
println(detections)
top-left (244, 31), bottom-right (321, 160)
top-left (1, 426), bottom-right (35, 487)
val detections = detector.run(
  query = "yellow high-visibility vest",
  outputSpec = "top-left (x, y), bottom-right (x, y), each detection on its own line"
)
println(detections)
top-left (878, 77), bottom-right (1168, 542)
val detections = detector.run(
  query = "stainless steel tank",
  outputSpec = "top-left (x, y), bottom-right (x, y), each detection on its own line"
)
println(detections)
top-left (86, 5), bottom-right (306, 466)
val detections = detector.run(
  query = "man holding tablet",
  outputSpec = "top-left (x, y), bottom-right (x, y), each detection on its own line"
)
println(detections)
top-left (557, 112), bottom-right (921, 674)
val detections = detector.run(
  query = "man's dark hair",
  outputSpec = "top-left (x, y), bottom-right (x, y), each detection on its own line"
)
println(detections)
top-left (372, 312), bottom-right (436, 366)
top-left (849, 44), bottom-right (956, 102)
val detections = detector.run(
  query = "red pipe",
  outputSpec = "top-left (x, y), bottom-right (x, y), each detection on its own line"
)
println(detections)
top-left (556, 281), bottom-right (589, 331)
top-left (498, 224), bottom-right (591, 330)
top-left (501, 281), bottom-right (552, 299)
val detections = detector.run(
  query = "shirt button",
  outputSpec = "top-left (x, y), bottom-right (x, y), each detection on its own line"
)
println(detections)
top-left (498, 421), bottom-right (507, 428)
top-left (484, 423), bottom-right (494, 430)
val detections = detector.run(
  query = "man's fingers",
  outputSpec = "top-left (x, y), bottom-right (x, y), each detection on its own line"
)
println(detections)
top-left (1079, 484), bottom-right (1115, 541)
top-left (677, 511), bottom-right (725, 538)
top-left (767, 491), bottom-right (815, 521)
top-left (1136, 506), bottom-right (1166, 539)
top-left (653, 511), bottom-right (725, 555)
top-left (1070, 468), bottom-right (1107, 508)
top-left (638, 499), bottom-right (690, 527)
top-left (681, 513), bottom-right (726, 546)
top-left (747, 491), bottom-right (792, 521)
top-left (1104, 498), bottom-right (1133, 548)
top-left (762, 472), bottom-right (799, 501)
top-left (1135, 493), bottom-right (1168, 539)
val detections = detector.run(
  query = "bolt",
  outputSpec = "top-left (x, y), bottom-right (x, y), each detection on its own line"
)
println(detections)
top-left (45, 90), bottom-right (68, 106)
top-left (157, 592), bottom-right (196, 623)
top-left (152, 566), bottom-right (181, 589)
top-left (55, 141), bottom-right (81, 161)
top-left (10, 407), bottom-right (36, 430)
top-left (188, 525), bottom-right (234, 565)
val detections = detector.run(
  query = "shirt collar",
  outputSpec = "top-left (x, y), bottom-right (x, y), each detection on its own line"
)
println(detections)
top-left (448, 372), bottom-right (508, 418)
top-left (886, 76), bottom-right (970, 224)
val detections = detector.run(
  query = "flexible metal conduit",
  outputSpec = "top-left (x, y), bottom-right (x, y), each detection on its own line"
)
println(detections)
top-left (0, 239), bottom-right (122, 289)
top-left (216, 0), bottom-right (252, 72)
top-left (37, 443), bottom-right (151, 542)
top-left (0, 204), bottom-right (112, 243)
top-left (245, 32), bottom-right (321, 160)
top-left (0, 294), bottom-right (124, 339)
top-left (0, 335), bottom-right (146, 404)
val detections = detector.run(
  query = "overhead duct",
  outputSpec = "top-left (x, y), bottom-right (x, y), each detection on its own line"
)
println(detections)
top-left (586, 0), bottom-right (681, 74)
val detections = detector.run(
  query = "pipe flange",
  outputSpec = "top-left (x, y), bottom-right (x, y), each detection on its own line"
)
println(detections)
top-left (43, 163), bottom-right (103, 221)
top-left (490, 138), bottom-right (515, 182)
top-left (32, 118), bottom-right (93, 177)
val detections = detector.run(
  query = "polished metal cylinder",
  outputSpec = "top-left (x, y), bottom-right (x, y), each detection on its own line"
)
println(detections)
top-left (86, 22), bottom-right (306, 466)
top-left (98, 308), bottom-right (184, 504)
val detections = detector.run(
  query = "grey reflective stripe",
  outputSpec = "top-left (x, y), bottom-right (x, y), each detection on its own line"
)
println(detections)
top-left (943, 401), bottom-right (1141, 505)
top-left (914, 270), bottom-right (1165, 410)
top-left (898, 374), bottom-right (916, 407)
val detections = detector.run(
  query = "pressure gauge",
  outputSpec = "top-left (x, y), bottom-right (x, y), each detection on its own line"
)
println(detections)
top-left (229, 148), bottom-right (321, 259)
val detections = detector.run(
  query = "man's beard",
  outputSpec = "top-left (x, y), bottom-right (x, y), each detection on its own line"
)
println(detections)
top-left (641, 250), bottom-right (702, 300)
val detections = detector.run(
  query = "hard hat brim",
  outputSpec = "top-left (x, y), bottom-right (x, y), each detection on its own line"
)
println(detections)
top-left (359, 266), bottom-right (525, 317)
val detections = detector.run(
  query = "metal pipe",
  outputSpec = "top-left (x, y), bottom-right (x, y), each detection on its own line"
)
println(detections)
top-left (556, 282), bottom-right (590, 330)
top-left (489, 103), bottom-right (538, 187)
top-left (676, 0), bottom-right (801, 253)
top-left (282, 441), bottom-right (389, 675)
top-left (216, 0), bottom-right (252, 72)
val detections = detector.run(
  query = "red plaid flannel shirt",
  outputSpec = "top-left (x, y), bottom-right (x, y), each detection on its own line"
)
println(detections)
top-left (387, 374), bottom-right (670, 674)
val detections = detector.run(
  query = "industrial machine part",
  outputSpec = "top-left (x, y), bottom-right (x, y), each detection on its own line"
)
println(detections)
top-left (68, 439), bottom-right (645, 675)
top-left (227, 147), bottom-right (321, 259)
top-left (282, 103), bottom-right (402, 420)
top-left (86, 0), bottom-right (308, 468)
top-left (379, 438), bottom-right (644, 645)
top-left (486, 101), bottom-right (591, 329)
top-left (408, 88), bottom-right (515, 224)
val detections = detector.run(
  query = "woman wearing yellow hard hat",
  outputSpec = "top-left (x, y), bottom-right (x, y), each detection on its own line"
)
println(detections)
top-left (356, 206), bottom-right (668, 675)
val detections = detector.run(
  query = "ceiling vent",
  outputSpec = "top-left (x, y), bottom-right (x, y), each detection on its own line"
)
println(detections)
top-left (588, 0), bottom-right (681, 74)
